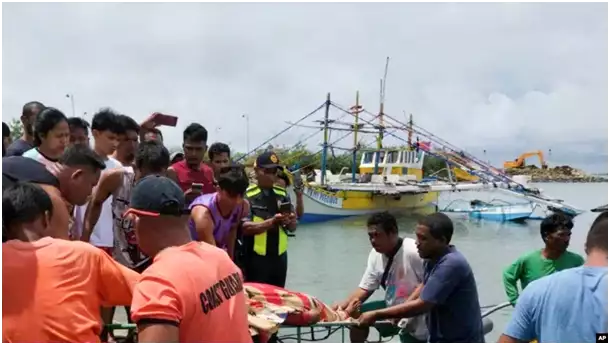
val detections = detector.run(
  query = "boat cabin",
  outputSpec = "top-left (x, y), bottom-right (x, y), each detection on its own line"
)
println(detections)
top-left (359, 149), bottom-right (425, 180)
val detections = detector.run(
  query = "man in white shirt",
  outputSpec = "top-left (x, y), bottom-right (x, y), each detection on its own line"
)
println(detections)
top-left (332, 212), bottom-right (428, 343)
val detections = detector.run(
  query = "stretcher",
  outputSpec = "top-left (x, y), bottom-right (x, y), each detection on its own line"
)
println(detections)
top-left (105, 302), bottom-right (510, 343)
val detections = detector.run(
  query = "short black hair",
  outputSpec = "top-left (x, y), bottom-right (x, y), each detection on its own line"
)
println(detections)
top-left (418, 212), bottom-right (454, 243)
top-left (3, 122), bottom-right (10, 138)
top-left (217, 164), bottom-right (250, 197)
top-left (67, 117), bottom-right (90, 134)
top-left (117, 114), bottom-right (140, 135)
top-left (58, 144), bottom-right (106, 171)
top-left (183, 123), bottom-right (208, 143)
top-left (3, 182), bottom-right (54, 231)
top-left (135, 141), bottom-right (170, 173)
top-left (367, 211), bottom-right (399, 235)
top-left (91, 108), bottom-right (124, 134)
top-left (540, 213), bottom-right (574, 240)
top-left (585, 212), bottom-right (607, 253)
top-left (33, 107), bottom-right (68, 146)
top-left (22, 101), bottom-right (45, 118)
top-left (208, 142), bottom-right (231, 160)
top-left (592, 210), bottom-right (608, 229)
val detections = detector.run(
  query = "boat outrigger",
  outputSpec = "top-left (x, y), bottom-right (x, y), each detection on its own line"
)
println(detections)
top-left (237, 86), bottom-right (584, 223)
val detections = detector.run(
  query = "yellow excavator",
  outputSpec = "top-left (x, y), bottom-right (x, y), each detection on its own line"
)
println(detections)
top-left (504, 150), bottom-right (548, 170)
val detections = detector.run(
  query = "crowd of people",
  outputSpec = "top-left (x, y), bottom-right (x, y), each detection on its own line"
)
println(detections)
top-left (2, 100), bottom-right (607, 343)
top-left (2, 102), bottom-right (299, 342)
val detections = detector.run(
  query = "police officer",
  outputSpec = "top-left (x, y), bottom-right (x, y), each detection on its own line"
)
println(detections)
top-left (241, 151), bottom-right (297, 288)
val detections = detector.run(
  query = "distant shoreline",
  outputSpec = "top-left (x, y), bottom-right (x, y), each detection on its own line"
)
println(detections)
top-left (530, 177), bottom-right (608, 183)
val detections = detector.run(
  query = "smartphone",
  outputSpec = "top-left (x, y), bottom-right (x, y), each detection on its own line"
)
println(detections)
top-left (147, 112), bottom-right (178, 127)
top-left (191, 183), bottom-right (204, 192)
top-left (279, 201), bottom-right (292, 214)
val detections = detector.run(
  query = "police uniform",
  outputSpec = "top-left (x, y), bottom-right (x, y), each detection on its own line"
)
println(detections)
top-left (243, 152), bottom-right (294, 288)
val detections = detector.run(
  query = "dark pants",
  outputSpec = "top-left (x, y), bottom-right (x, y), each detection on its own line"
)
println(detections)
top-left (244, 252), bottom-right (288, 288)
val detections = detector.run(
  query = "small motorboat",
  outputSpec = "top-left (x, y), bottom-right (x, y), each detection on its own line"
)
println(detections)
top-left (442, 198), bottom-right (535, 222)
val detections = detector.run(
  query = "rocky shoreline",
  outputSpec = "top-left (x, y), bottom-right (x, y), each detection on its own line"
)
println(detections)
top-left (506, 166), bottom-right (608, 183)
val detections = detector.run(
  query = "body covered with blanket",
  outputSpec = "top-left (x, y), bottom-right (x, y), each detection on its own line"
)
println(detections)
top-left (245, 283), bottom-right (355, 341)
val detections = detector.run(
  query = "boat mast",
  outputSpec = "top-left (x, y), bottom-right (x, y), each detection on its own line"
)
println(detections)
top-left (374, 57), bottom-right (390, 175)
top-left (351, 91), bottom-right (361, 183)
top-left (407, 113), bottom-right (413, 149)
top-left (320, 92), bottom-right (331, 185)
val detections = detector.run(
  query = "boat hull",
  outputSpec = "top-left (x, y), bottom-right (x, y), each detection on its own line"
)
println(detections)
top-left (468, 203), bottom-right (535, 222)
top-left (291, 186), bottom-right (439, 224)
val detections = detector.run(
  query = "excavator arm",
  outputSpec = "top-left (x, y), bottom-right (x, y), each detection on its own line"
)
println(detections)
top-left (504, 151), bottom-right (547, 169)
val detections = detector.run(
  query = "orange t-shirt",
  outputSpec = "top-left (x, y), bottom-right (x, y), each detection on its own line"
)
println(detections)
top-left (130, 241), bottom-right (252, 343)
top-left (2, 237), bottom-right (139, 343)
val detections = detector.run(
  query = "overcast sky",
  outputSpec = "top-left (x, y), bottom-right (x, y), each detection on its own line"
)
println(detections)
top-left (3, 2), bottom-right (608, 172)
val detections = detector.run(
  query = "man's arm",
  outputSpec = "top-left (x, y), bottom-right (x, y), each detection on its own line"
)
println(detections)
top-left (294, 190), bottom-right (304, 218)
top-left (131, 270), bottom-right (183, 343)
top-left (498, 282), bottom-right (537, 343)
top-left (368, 259), bottom-right (465, 322)
top-left (242, 218), bottom-right (276, 236)
top-left (96, 246), bottom-right (140, 307)
top-left (503, 258), bottom-right (524, 306)
top-left (333, 288), bottom-right (373, 314)
top-left (226, 201), bottom-right (250, 260)
top-left (241, 200), bottom-right (280, 236)
top-left (80, 169), bottom-right (122, 242)
top-left (190, 206), bottom-right (216, 246)
top-left (138, 324), bottom-right (179, 343)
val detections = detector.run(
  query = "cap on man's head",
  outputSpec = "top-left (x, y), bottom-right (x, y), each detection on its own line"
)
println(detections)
top-left (124, 175), bottom-right (189, 217)
top-left (254, 151), bottom-right (281, 169)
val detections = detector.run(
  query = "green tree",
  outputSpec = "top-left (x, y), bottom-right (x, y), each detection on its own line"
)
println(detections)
top-left (8, 118), bottom-right (22, 142)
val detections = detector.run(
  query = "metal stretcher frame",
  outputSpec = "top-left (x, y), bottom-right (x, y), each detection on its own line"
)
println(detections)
top-left (105, 302), bottom-right (512, 343)
top-left (105, 321), bottom-right (395, 343)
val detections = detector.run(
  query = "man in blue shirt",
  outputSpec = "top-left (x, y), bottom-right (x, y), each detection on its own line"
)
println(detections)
top-left (358, 212), bottom-right (484, 342)
top-left (499, 211), bottom-right (608, 343)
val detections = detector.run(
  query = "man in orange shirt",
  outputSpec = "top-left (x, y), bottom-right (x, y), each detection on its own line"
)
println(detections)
top-left (125, 175), bottom-right (252, 343)
top-left (2, 182), bottom-right (139, 343)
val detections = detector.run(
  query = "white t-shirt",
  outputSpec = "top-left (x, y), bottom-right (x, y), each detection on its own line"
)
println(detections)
top-left (359, 237), bottom-right (428, 341)
top-left (75, 157), bottom-right (123, 247)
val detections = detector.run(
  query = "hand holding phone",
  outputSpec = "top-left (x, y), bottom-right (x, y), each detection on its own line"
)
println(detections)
top-left (191, 183), bottom-right (204, 192)
top-left (279, 201), bottom-right (292, 214)
top-left (141, 112), bottom-right (178, 129)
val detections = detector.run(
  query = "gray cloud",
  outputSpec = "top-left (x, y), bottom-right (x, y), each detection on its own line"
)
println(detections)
top-left (3, 2), bottom-right (607, 171)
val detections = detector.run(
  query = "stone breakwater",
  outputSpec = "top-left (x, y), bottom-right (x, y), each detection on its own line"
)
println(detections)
top-left (506, 166), bottom-right (608, 183)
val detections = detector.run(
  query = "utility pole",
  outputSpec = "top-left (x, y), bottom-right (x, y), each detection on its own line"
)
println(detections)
top-left (65, 94), bottom-right (76, 117)
top-left (241, 114), bottom-right (250, 156)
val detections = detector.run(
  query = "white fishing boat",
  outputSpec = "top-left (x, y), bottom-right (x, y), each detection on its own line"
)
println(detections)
top-left (442, 199), bottom-right (535, 222)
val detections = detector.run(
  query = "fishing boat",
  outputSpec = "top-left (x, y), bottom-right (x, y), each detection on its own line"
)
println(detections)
top-left (237, 88), bottom-right (584, 224)
top-left (237, 60), bottom-right (584, 223)
top-left (442, 199), bottom-right (535, 222)
top-left (296, 148), bottom-right (439, 223)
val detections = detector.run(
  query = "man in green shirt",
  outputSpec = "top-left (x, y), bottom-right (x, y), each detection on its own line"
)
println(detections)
top-left (503, 212), bottom-right (584, 306)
